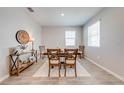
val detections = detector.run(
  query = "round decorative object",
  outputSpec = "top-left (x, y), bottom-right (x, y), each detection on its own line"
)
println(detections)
top-left (16, 30), bottom-right (30, 44)
top-left (29, 56), bottom-right (36, 62)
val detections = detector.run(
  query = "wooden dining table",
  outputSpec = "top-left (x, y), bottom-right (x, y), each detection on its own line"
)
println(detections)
top-left (42, 51), bottom-right (81, 57)
top-left (42, 50), bottom-right (81, 69)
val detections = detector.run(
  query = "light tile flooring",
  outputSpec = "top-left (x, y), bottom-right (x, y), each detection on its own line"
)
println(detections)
top-left (1, 58), bottom-right (124, 85)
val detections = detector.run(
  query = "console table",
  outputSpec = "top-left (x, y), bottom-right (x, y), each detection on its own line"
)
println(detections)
top-left (9, 50), bottom-right (37, 76)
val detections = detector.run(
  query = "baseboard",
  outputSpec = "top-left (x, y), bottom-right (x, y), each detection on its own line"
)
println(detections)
top-left (85, 56), bottom-right (124, 82)
top-left (0, 74), bottom-right (9, 83)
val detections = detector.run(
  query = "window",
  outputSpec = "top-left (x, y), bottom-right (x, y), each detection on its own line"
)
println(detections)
top-left (65, 31), bottom-right (76, 46)
top-left (88, 20), bottom-right (100, 47)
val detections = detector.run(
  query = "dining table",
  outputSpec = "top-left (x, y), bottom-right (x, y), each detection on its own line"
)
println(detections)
top-left (42, 49), bottom-right (81, 56)
top-left (42, 50), bottom-right (81, 62)
top-left (42, 49), bottom-right (81, 69)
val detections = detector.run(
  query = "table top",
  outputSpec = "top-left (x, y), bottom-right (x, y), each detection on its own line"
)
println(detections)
top-left (10, 50), bottom-right (36, 56)
top-left (43, 52), bottom-right (81, 56)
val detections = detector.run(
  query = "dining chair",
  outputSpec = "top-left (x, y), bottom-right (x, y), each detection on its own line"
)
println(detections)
top-left (47, 49), bottom-right (61, 77)
top-left (78, 45), bottom-right (85, 59)
top-left (39, 45), bottom-right (45, 59)
top-left (64, 49), bottom-right (78, 77)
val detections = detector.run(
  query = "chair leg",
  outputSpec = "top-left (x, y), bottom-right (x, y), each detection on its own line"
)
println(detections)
top-left (64, 63), bottom-right (65, 69)
top-left (75, 64), bottom-right (77, 77)
top-left (82, 54), bottom-right (84, 58)
top-left (64, 64), bottom-right (66, 77)
top-left (60, 63), bottom-right (61, 69)
top-left (48, 65), bottom-right (50, 77)
top-left (59, 64), bottom-right (61, 77)
top-left (80, 54), bottom-right (82, 59)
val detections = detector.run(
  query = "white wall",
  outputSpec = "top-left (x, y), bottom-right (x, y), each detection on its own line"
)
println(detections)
top-left (83, 8), bottom-right (124, 78)
top-left (41, 26), bottom-right (82, 49)
top-left (0, 8), bottom-right (42, 81)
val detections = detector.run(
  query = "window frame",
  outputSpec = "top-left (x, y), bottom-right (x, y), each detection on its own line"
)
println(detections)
top-left (88, 20), bottom-right (100, 47)
top-left (65, 30), bottom-right (76, 47)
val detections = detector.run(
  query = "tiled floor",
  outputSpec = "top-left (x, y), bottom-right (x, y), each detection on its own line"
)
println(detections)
top-left (1, 58), bottom-right (124, 85)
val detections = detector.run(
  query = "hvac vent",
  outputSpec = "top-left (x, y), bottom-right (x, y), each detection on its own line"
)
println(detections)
top-left (27, 7), bottom-right (34, 12)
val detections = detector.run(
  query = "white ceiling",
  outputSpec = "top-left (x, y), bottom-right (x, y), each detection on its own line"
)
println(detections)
top-left (26, 7), bottom-right (103, 26)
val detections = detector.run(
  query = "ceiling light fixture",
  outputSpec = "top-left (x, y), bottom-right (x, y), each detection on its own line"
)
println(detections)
top-left (61, 13), bottom-right (64, 16)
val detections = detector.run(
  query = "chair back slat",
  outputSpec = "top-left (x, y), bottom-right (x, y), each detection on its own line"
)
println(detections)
top-left (47, 49), bottom-right (60, 60)
top-left (64, 49), bottom-right (78, 60)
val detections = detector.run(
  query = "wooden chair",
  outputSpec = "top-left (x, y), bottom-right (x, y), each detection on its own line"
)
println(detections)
top-left (64, 49), bottom-right (78, 77)
top-left (39, 46), bottom-right (45, 59)
top-left (47, 49), bottom-right (61, 77)
top-left (78, 45), bottom-right (85, 59)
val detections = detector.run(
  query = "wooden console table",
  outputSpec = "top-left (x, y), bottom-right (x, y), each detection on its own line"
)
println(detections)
top-left (9, 50), bottom-right (37, 76)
